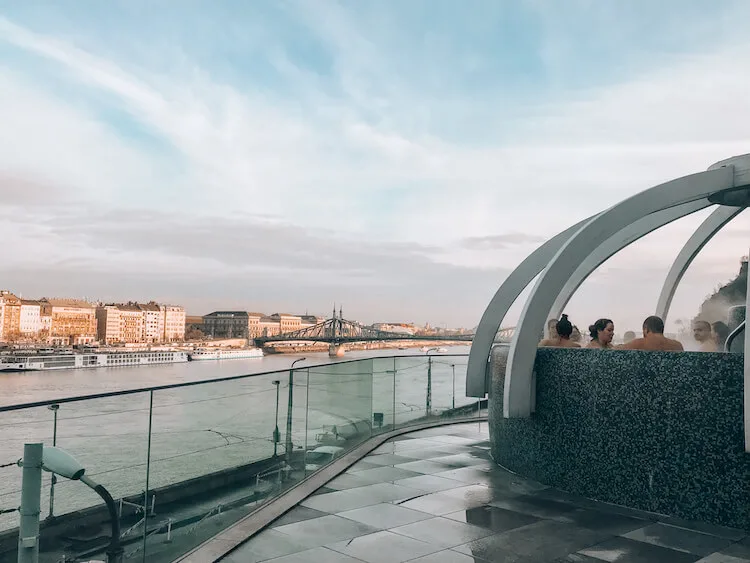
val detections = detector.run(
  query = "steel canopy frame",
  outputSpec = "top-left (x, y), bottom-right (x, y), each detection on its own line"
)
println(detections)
top-left (548, 199), bottom-right (712, 322)
top-left (464, 217), bottom-right (593, 397)
top-left (655, 206), bottom-right (744, 323)
top-left (505, 166), bottom-right (735, 418)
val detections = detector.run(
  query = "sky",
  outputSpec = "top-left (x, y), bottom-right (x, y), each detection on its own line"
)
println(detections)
top-left (2, 1), bottom-right (750, 331)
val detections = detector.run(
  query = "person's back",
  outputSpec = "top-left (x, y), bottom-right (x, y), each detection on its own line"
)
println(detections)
top-left (619, 315), bottom-right (684, 352)
top-left (539, 314), bottom-right (580, 348)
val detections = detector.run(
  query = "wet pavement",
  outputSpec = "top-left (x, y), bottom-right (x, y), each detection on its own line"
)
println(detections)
top-left (224, 422), bottom-right (750, 562)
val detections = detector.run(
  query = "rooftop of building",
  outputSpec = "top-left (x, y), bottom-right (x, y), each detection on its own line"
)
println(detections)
top-left (198, 422), bottom-right (749, 563)
top-left (20, 299), bottom-right (41, 306)
top-left (204, 311), bottom-right (250, 318)
top-left (41, 298), bottom-right (95, 308)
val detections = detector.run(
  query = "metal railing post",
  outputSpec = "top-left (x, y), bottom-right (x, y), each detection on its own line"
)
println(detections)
top-left (18, 443), bottom-right (43, 563)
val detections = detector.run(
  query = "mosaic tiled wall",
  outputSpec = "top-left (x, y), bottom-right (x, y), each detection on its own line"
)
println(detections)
top-left (489, 346), bottom-right (750, 530)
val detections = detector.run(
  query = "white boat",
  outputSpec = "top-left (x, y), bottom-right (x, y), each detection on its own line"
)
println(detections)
top-left (188, 348), bottom-right (264, 361)
top-left (0, 351), bottom-right (189, 372)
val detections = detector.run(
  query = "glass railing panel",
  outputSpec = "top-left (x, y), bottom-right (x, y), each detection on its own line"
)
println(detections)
top-left (141, 372), bottom-right (293, 562)
top-left (0, 405), bottom-right (57, 537)
top-left (371, 357), bottom-right (397, 434)
top-left (427, 355), bottom-right (477, 419)
top-left (0, 392), bottom-right (152, 563)
top-left (394, 356), bottom-right (430, 425)
top-left (304, 359), bottom-right (374, 465)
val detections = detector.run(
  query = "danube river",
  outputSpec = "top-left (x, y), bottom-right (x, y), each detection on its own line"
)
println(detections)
top-left (0, 345), bottom-right (474, 531)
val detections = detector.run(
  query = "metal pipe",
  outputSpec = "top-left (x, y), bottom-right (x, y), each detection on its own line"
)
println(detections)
top-left (272, 380), bottom-right (281, 457)
top-left (286, 358), bottom-right (306, 464)
top-left (425, 348), bottom-right (438, 416)
top-left (81, 476), bottom-right (122, 563)
top-left (18, 443), bottom-right (43, 563)
top-left (451, 364), bottom-right (456, 410)
top-left (46, 404), bottom-right (59, 520)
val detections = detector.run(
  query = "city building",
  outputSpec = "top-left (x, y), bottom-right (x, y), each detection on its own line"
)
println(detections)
top-left (0, 291), bottom-right (21, 342)
top-left (41, 298), bottom-right (97, 346)
top-left (162, 305), bottom-right (186, 342)
top-left (202, 311), bottom-right (250, 339)
top-left (96, 305), bottom-right (122, 344)
top-left (248, 313), bottom-right (264, 339)
top-left (269, 313), bottom-right (302, 334)
top-left (97, 302), bottom-right (186, 344)
top-left (300, 315), bottom-right (325, 328)
top-left (372, 322), bottom-right (416, 335)
top-left (140, 302), bottom-right (164, 343)
top-left (19, 300), bottom-right (42, 337)
top-left (258, 316), bottom-right (281, 337)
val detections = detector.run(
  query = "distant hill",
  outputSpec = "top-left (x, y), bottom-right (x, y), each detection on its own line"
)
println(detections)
top-left (697, 258), bottom-right (748, 323)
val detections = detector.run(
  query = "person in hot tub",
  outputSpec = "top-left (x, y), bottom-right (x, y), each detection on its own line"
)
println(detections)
top-left (619, 316), bottom-right (683, 351)
top-left (539, 314), bottom-right (580, 348)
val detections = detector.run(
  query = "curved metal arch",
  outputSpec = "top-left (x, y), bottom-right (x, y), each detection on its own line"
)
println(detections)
top-left (504, 166), bottom-right (735, 418)
top-left (548, 199), bottom-right (712, 322)
top-left (465, 217), bottom-right (593, 397)
top-left (655, 206), bottom-right (744, 322)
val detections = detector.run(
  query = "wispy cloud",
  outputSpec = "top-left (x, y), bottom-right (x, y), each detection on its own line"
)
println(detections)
top-left (1, 3), bottom-right (750, 327)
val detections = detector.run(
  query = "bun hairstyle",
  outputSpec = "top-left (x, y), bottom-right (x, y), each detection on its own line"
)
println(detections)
top-left (556, 314), bottom-right (573, 338)
top-left (589, 318), bottom-right (613, 340)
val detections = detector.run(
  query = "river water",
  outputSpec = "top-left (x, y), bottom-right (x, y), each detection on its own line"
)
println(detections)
top-left (0, 346), bottom-right (473, 531)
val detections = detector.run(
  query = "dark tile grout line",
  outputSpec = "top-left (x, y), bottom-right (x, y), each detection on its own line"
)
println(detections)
top-left (175, 416), bottom-right (488, 563)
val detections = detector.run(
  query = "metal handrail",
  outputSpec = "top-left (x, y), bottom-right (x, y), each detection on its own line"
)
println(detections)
top-left (0, 353), bottom-right (470, 413)
top-left (725, 320), bottom-right (745, 352)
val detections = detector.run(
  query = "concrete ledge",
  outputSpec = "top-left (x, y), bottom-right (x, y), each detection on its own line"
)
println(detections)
top-left (176, 414), bottom-right (488, 563)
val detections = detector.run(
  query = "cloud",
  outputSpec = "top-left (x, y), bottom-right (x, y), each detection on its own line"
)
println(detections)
top-left (1, 5), bottom-right (750, 328)
top-left (460, 233), bottom-right (545, 250)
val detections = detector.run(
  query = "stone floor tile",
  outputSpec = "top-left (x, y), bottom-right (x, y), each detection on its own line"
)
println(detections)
top-left (695, 553), bottom-right (750, 563)
top-left (224, 529), bottom-right (313, 563)
top-left (407, 549), bottom-right (493, 562)
top-left (396, 491), bottom-right (488, 516)
top-left (392, 474), bottom-right (467, 493)
top-left (393, 459), bottom-right (457, 474)
top-left (272, 514), bottom-right (379, 548)
top-left (551, 507), bottom-right (650, 535)
top-left (444, 505), bottom-right (540, 533)
top-left (352, 465), bottom-right (423, 482)
top-left (326, 530), bottom-right (440, 563)
top-left (302, 482), bottom-right (422, 512)
top-left (271, 506), bottom-right (331, 527)
top-left (336, 502), bottom-right (433, 528)
top-left (364, 453), bottom-right (422, 466)
top-left (624, 523), bottom-right (736, 556)
top-left (247, 546), bottom-right (367, 562)
top-left (391, 515), bottom-right (495, 548)
top-left (579, 535), bottom-right (701, 562)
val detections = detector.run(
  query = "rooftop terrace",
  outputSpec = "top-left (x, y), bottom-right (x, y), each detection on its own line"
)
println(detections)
top-left (195, 422), bottom-right (749, 563)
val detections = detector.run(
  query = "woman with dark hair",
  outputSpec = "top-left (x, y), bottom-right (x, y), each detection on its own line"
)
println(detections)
top-left (539, 314), bottom-right (580, 348)
top-left (712, 321), bottom-right (730, 351)
top-left (587, 318), bottom-right (614, 349)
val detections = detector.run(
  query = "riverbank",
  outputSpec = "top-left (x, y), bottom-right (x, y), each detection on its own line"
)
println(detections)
top-left (262, 340), bottom-right (471, 354)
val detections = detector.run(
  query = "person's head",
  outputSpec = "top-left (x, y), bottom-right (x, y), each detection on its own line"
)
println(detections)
top-left (692, 320), bottom-right (712, 343)
top-left (642, 315), bottom-right (665, 336)
top-left (556, 314), bottom-right (573, 339)
top-left (547, 319), bottom-right (558, 338)
top-left (712, 321), bottom-right (730, 348)
top-left (589, 318), bottom-right (614, 345)
top-left (570, 325), bottom-right (582, 343)
top-left (623, 331), bottom-right (636, 344)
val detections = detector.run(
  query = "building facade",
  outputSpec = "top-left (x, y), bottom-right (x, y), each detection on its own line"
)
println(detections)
top-left (270, 313), bottom-right (302, 333)
top-left (41, 298), bottom-right (97, 346)
top-left (140, 303), bottom-right (164, 343)
top-left (0, 291), bottom-right (21, 342)
top-left (19, 300), bottom-right (42, 337)
top-left (96, 305), bottom-right (122, 344)
top-left (162, 305), bottom-right (186, 342)
top-left (202, 311), bottom-right (250, 338)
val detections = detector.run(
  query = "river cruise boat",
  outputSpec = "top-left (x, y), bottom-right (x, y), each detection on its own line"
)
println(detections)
top-left (188, 348), bottom-right (264, 361)
top-left (0, 351), bottom-right (189, 372)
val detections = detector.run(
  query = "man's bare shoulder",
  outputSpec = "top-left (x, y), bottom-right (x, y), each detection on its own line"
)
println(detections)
top-left (666, 338), bottom-right (684, 351)
top-left (619, 338), bottom-right (646, 350)
top-left (538, 339), bottom-right (554, 347)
